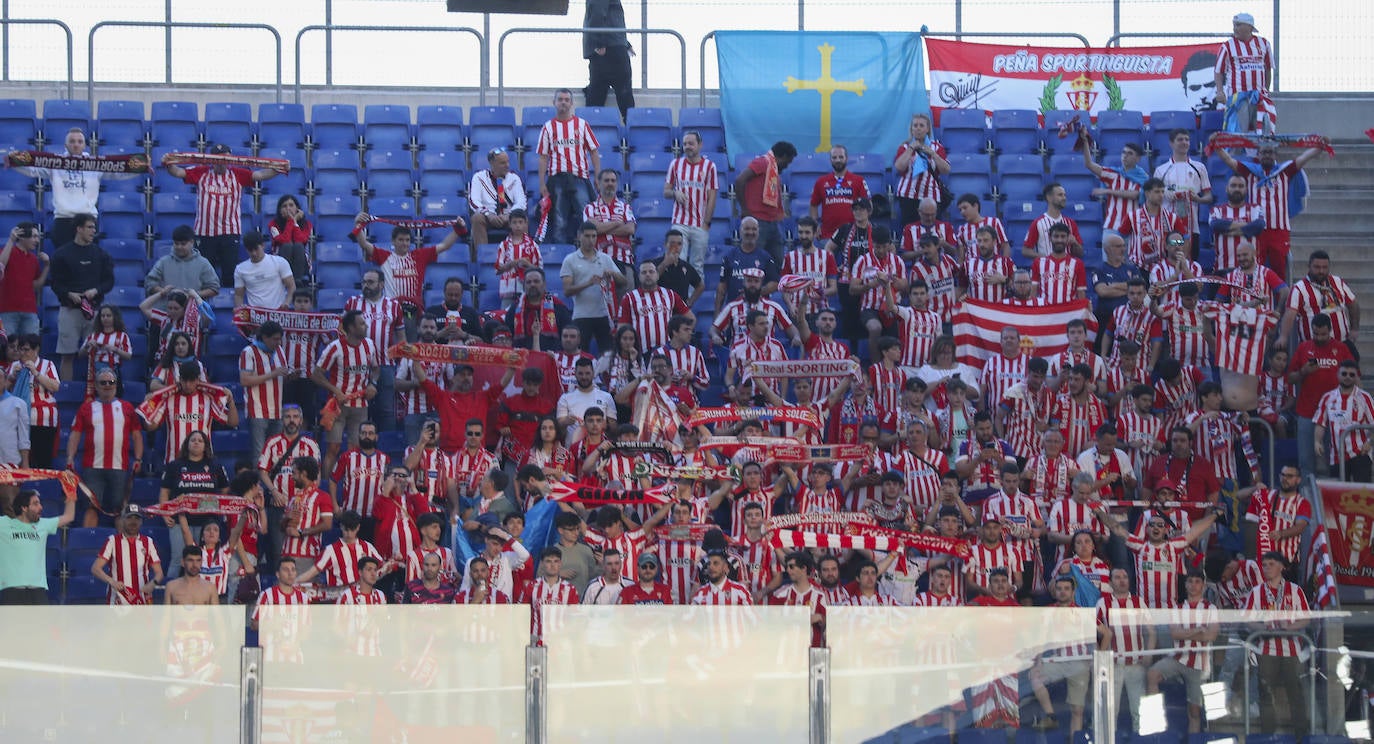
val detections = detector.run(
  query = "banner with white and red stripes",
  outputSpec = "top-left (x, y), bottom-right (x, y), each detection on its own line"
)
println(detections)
top-left (951, 298), bottom-right (1097, 367)
top-left (925, 39), bottom-right (1221, 120)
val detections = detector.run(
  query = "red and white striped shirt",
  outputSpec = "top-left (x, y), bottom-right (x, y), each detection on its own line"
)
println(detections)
top-left (963, 254), bottom-right (1015, 303)
top-left (331, 448), bottom-right (389, 517)
top-left (1243, 581), bottom-right (1310, 657)
top-left (1126, 534), bottom-right (1188, 609)
top-left (1154, 365), bottom-right (1204, 435)
top-left (583, 198), bottom-right (636, 265)
top-left (848, 588), bottom-right (897, 606)
top-left (1047, 347), bottom-right (1107, 384)
top-left (374, 492), bottom-right (429, 562)
top-left (98, 533), bottom-right (161, 605)
top-left (1125, 204), bottom-right (1186, 267)
top-left (1022, 453), bottom-right (1078, 508)
top-left (1096, 168), bottom-right (1137, 231)
top-left (851, 251), bottom-right (905, 311)
top-left (1031, 254), bottom-right (1086, 304)
top-left (343, 296), bottom-right (401, 365)
top-left (712, 297), bottom-right (792, 343)
top-left (1257, 370), bottom-right (1294, 421)
top-left (794, 485), bottom-right (842, 515)
top-left (1205, 304), bottom-right (1276, 376)
top-left (802, 333), bottom-right (851, 402)
top-left (85, 330), bottom-right (132, 372)
top-left (955, 217), bottom-right (1008, 261)
top-left (495, 235), bottom-right (543, 296)
top-left (147, 308), bottom-right (203, 359)
top-left (1286, 276), bottom-right (1357, 342)
top-left (281, 330), bottom-right (320, 377)
top-left (980, 353), bottom-right (1027, 412)
top-left (1117, 408), bottom-right (1164, 475)
top-left (537, 116), bottom-right (599, 180)
top-left (1097, 593), bottom-right (1150, 661)
top-left (185, 166), bottom-right (251, 236)
top-left (257, 434), bottom-right (323, 500)
top-left (252, 585), bottom-right (310, 623)
top-left (727, 488), bottom-right (774, 542)
top-left (893, 139), bottom-right (946, 201)
top-left (1243, 164), bottom-right (1298, 232)
top-left (1208, 202), bottom-right (1264, 270)
top-left (406, 545), bottom-right (457, 583)
top-left (1215, 558), bottom-right (1263, 609)
top-left (1167, 598), bottom-right (1219, 671)
top-left (311, 539), bottom-right (382, 587)
top-left (690, 578), bottom-right (753, 605)
top-left (143, 388), bottom-right (230, 463)
top-left (982, 491), bottom-right (1043, 563)
top-left (447, 446), bottom-right (497, 495)
top-left (728, 336), bottom-right (787, 378)
top-left (71, 397), bottom-right (137, 469)
top-left (395, 358), bottom-right (453, 418)
top-left (337, 586), bottom-right (386, 605)
top-left (732, 535), bottom-right (773, 598)
top-left (654, 343), bottom-right (710, 391)
top-left (1023, 213), bottom-right (1082, 257)
top-left (11, 359), bottom-right (58, 428)
top-left (868, 364), bottom-right (908, 419)
top-left (519, 577), bottom-right (581, 638)
top-left (1148, 260), bottom-right (1205, 306)
top-left (966, 540), bottom-right (1019, 591)
top-left (664, 155), bottom-right (718, 228)
top-left (369, 246), bottom-right (439, 310)
top-left (1185, 409), bottom-right (1243, 482)
top-left (1047, 497), bottom-right (1108, 565)
top-left (1108, 303), bottom-right (1161, 364)
top-left (282, 488), bottom-right (332, 560)
top-left (911, 590), bottom-right (961, 607)
top-left (909, 254), bottom-right (960, 322)
top-left (617, 286), bottom-right (689, 353)
top-left (1221, 264), bottom-right (1285, 311)
top-left (1000, 383), bottom-right (1052, 459)
top-left (1159, 301), bottom-right (1213, 369)
top-left (896, 448), bottom-right (946, 511)
top-left (890, 305), bottom-right (941, 369)
top-left (315, 337), bottom-right (378, 405)
top-left (658, 538), bottom-right (702, 604)
top-left (1245, 488), bottom-right (1311, 563)
top-left (1313, 387), bottom-right (1374, 466)
top-left (782, 248), bottom-right (838, 309)
top-left (198, 543), bottom-right (232, 596)
top-left (584, 529), bottom-right (649, 582)
top-left (1215, 34), bottom-right (1272, 96)
top-left (239, 343), bottom-right (285, 419)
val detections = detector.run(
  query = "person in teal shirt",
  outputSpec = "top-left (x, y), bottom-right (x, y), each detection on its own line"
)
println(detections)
top-left (0, 488), bottom-right (75, 604)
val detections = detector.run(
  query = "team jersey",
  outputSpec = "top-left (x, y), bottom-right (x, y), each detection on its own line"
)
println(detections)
top-left (1153, 158), bottom-right (1210, 235)
top-left (781, 248), bottom-right (838, 309)
top-left (367, 247), bottom-right (439, 309)
top-left (1242, 581), bottom-right (1310, 657)
top-left (664, 155), bottom-right (718, 228)
top-left (1221, 264), bottom-right (1285, 311)
top-left (538, 115), bottom-right (600, 180)
top-left (851, 251), bottom-right (906, 311)
top-left (184, 166), bottom-right (251, 236)
top-left (71, 397), bottom-right (138, 470)
top-left (1031, 254), bottom-right (1086, 304)
top-left (954, 216), bottom-right (1008, 261)
top-left (1154, 365), bottom-right (1205, 435)
top-left (1313, 387), bottom-right (1374, 466)
top-left (311, 539), bottom-right (382, 587)
top-left (1125, 534), bottom-right (1188, 609)
top-left (239, 343), bottom-right (285, 419)
top-left (1117, 408), bottom-right (1164, 475)
top-left (1286, 276), bottom-right (1357, 343)
top-left (1208, 202), bottom-right (1264, 271)
top-left (1000, 382), bottom-right (1053, 459)
top-left (84, 330), bottom-right (132, 373)
top-left (141, 387), bottom-right (230, 463)
top-left (1124, 204), bottom-right (1186, 267)
top-left (258, 434), bottom-right (323, 501)
top-left (495, 234), bottom-right (542, 297)
top-left (982, 491), bottom-right (1043, 564)
top-left (963, 254), bottom-right (1014, 303)
top-left (1022, 213), bottom-right (1082, 257)
top-left (617, 286), bottom-right (690, 353)
top-left (1095, 167), bottom-right (1138, 232)
top-left (980, 353), bottom-right (1027, 413)
top-left (404, 579), bottom-right (457, 604)
top-left (1051, 393), bottom-right (1107, 458)
top-left (1184, 409), bottom-right (1245, 483)
top-left (1046, 347), bottom-right (1107, 385)
top-left (282, 488), bottom-right (333, 560)
top-left (1023, 453), bottom-right (1078, 508)
top-left (1205, 304), bottom-right (1276, 376)
top-left (343, 296), bottom-right (402, 364)
top-left (405, 545), bottom-right (457, 584)
top-left (314, 337), bottom-right (378, 405)
top-left (893, 139), bottom-right (947, 201)
top-left (889, 305), bottom-right (942, 369)
top-left (518, 577), bottom-right (580, 639)
top-left (810, 171), bottom-right (869, 239)
top-left (908, 254), bottom-right (961, 322)
top-left (98, 533), bottom-right (161, 605)
top-left (965, 539), bottom-right (1019, 592)
top-left (1244, 488), bottom-right (1311, 563)
top-left (583, 198), bottom-right (637, 265)
top-left (1107, 303), bottom-right (1162, 364)
top-left (1243, 162), bottom-right (1299, 232)
top-left (1096, 593), bottom-right (1150, 661)
top-left (902, 221), bottom-right (957, 256)
top-left (1215, 34), bottom-right (1273, 96)
top-left (712, 297), bottom-right (792, 344)
top-left (1047, 497), bottom-right (1109, 566)
top-left (1158, 301), bottom-right (1213, 368)
top-left (10, 359), bottom-right (58, 428)
top-left (1167, 598), bottom-right (1220, 672)
top-left (768, 583), bottom-right (828, 647)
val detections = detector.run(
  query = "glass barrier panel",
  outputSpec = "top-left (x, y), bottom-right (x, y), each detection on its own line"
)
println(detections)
top-left (258, 604), bottom-right (529, 742)
top-left (544, 605), bottom-right (812, 742)
top-left (0, 606), bottom-right (246, 744)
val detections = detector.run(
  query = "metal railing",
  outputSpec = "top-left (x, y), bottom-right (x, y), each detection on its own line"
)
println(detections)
top-left (293, 24), bottom-right (486, 105)
top-left (0, 18), bottom-right (73, 98)
top-left (921, 28), bottom-right (1093, 49)
top-left (497, 27), bottom-right (687, 109)
top-left (86, 21), bottom-right (282, 104)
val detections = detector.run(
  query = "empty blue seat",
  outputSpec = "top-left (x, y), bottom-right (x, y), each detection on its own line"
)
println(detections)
top-left (66, 526), bottom-right (115, 553)
top-left (419, 196), bottom-right (465, 222)
top-left (211, 429), bottom-right (248, 457)
top-left (363, 104), bottom-right (412, 152)
top-left (625, 107), bottom-right (674, 152)
top-left (310, 104), bottom-right (360, 149)
top-left (936, 109), bottom-right (988, 154)
top-left (257, 102), bottom-right (307, 149)
top-left (95, 100), bottom-right (147, 151)
top-left (995, 153), bottom-right (1046, 201)
top-left (678, 107), bottom-right (724, 153)
top-left (104, 286), bottom-right (144, 308)
top-left (1047, 153), bottom-right (1097, 197)
top-left (418, 170), bottom-right (466, 199)
top-left (991, 109), bottom-right (1041, 154)
top-left (519, 106), bottom-right (556, 153)
top-left (0, 98), bottom-right (36, 148)
top-left (783, 151), bottom-right (830, 199)
top-left (64, 575), bottom-right (108, 605)
top-left (42, 99), bottom-right (93, 149)
top-left (130, 477), bottom-right (160, 505)
top-left (628, 151), bottom-right (675, 197)
top-left (1197, 109), bottom-right (1224, 141)
top-left (313, 195), bottom-right (362, 241)
top-left (102, 238), bottom-right (146, 263)
top-left (576, 106), bottom-right (623, 151)
top-left (469, 106), bottom-right (518, 158)
top-left (313, 242), bottom-right (353, 263)
top-left (1095, 110), bottom-right (1146, 156)
top-left (113, 261), bottom-right (143, 287)
top-left (1067, 200), bottom-right (1104, 227)
top-left (945, 152), bottom-right (993, 199)
top-left (315, 287), bottom-right (352, 312)
top-left (367, 197), bottom-right (415, 219)
top-left (96, 191), bottom-right (146, 240)
top-left (204, 102), bottom-right (253, 149)
top-left (312, 147), bottom-right (360, 173)
top-left (847, 152), bottom-right (886, 189)
top-left (149, 101), bottom-right (200, 150)
top-left (415, 105), bottom-right (464, 153)
top-left (151, 192), bottom-right (195, 239)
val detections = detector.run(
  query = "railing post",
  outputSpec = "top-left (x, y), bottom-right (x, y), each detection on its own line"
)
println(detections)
top-left (1243, 637), bottom-right (1252, 738)
top-left (240, 646), bottom-right (263, 744)
top-left (164, 0), bottom-right (173, 85)
top-left (808, 646), bottom-right (829, 744)
top-left (1271, 0), bottom-right (1281, 92)
top-left (1093, 649), bottom-right (1116, 744)
top-left (2, 0), bottom-right (9, 82)
top-left (525, 644), bottom-right (547, 744)
top-left (324, 0), bottom-right (333, 87)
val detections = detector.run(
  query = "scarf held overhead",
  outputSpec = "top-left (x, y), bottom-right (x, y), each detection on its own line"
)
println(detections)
top-left (547, 481), bottom-right (675, 506)
top-left (0, 467), bottom-right (95, 504)
top-left (745, 359), bottom-right (860, 380)
top-left (232, 306), bottom-right (341, 337)
top-left (688, 406), bottom-right (821, 430)
top-left (7, 150), bottom-right (152, 173)
top-left (387, 342), bottom-right (529, 369)
top-left (163, 151), bottom-right (291, 174)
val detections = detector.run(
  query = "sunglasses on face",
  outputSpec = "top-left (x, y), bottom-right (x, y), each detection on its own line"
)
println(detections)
top-left (97, 380), bottom-right (117, 386)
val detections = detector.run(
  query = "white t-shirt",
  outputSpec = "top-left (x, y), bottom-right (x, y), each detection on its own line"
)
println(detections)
top-left (234, 254), bottom-right (292, 309)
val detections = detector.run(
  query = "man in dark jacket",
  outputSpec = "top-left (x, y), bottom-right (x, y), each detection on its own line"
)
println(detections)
top-left (583, 0), bottom-right (634, 121)
top-left (48, 212), bottom-right (114, 380)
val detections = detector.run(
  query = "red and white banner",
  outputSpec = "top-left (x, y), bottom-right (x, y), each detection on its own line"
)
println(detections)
top-left (1317, 479), bottom-right (1374, 593)
top-left (951, 298), bottom-right (1097, 367)
top-left (925, 39), bottom-right (1222, 120)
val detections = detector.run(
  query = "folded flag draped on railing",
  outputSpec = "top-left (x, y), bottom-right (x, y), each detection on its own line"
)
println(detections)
top-left (952, 298), bottom-right (1096, 367)
top-left (1306, 523), bottom-right (1338, 609)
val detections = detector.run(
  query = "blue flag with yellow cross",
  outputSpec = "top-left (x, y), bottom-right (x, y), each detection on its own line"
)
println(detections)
top-left (716, 31), bottom-right (929, 158)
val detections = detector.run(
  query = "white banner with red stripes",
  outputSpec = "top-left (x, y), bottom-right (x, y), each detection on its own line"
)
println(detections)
top-left (924, 39), bottom-right (1222, 119)
top-left (951, 298), bottom-right (1097, 367)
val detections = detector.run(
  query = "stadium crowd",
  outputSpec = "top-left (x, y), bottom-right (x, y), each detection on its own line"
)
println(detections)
top-left (0, 15), bottom-right (1349, 735)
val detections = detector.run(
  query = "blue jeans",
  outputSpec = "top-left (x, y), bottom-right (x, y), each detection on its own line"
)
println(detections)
top-left (1, 311), bottom-right (39, 337)
top-left (248, 418), bottom-right (283, 465)
top-left (673, 223), bottom-right (710, 275)
top-left (367, 365), bottom-right (397, 432)
top-left (83, 468), bottom-right (127, 517)
top-left (1296, 415), bottom-right (1317, 477)
top-left (756, 219), bottom-right (784, 266)
top-left (548, 172), bottom-right (594, 244)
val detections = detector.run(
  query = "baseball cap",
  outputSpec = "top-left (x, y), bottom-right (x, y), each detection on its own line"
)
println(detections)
top-left (121, 504), bottom-right (144, 519)
top-left (1233, 12), bottom-right (1257, 29)
top-left (637, 553), bottom-right (661, 569)
top-left (209, 143), bottom-right (232, 155)
top-left (1154, 477), bottom-right (1179, 494)
top-left (852, 196), bottom-right (873, 211)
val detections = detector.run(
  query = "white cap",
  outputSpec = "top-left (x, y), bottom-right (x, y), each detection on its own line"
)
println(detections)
top-left (1233, 12), bottom-right (1257, 29)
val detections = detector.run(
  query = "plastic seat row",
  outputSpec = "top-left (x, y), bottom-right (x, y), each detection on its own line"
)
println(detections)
top-left (937, 108), bottom-right (1225, 157)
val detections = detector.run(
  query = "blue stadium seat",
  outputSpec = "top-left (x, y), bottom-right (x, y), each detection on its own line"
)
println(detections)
top-left (104, 286), bottom-right (145, 309)
top-left (211, 429), bottom-right (248, 458)
top-left (310, 104), bottom-right (360, 150)
top-left (140, 524), bottom-right (171, 569)
top-left (151, 192), bottom-right (196, 239)
top-left (315, 287), bottom-right (352, 312)
top-left (130, 477), bottom-right (160, 506)
top-left (363, 104), bottom-right (412, 152)
top-left (312, 242), bottom-right (352, 263)
top-left (313, 171), bottom-right (361, 201)
top-left (990, 109), bottom-right (1041, 154)
top-left (519, 106), bottom-right (556, 154)
top-left (419, 196), bottom-right (465, 222)
top-left (628, 151), bottom-right (674, 197)
top-left (783, 151), bottom-right (830, 199)
top-left (418, 149), bottom-right (465, 177)
top-left (204, 102), bottom-right (254, 149)
top-left (418, 170), bottom-right (466, 199)
top-left (42, 99), bottom-right (92, 150)
top-left (1096, 110), bottom-right (1146, 157)
top-left (95, 100), bottom-right (147, 151)
top-left (1042, 110), bottom-right (1093, 155)
top-left (149, 101), bottom-right (200, 150)
top-left (469, 106), bottom-right (518, 158)
top-left (625, 107), bottom-right (674, 152)
top-left (945, 152), bottom-right (993, 199)
top-left (313, 147), bottom-right (360, 173)
top-left (67, 526), bottom-right (114, 554)
top-left (96, 191), bottom-right (145, 241)
top-left (105, 241), bottom-right (148, 267)
top-left (254, 148), bottom-right (308, 195)
top-left (257, 102), bottom-right (307, 150)
top-left (936, 109), bottom-right (988, 154)
top-left (415, 105), bottom-right (464, 153)
top-left (576, 106), bottom-right (624, 152)
top-left (64, 575), bottom-right (108, 605)
top-left (0, 189), bottom-right (35, 224)
top-left (313, 195), bottom-right (362, 241)
top-left (848, 152), bottom-right (886, 190)
top-left (1148, 110), bottom-right (1197, 156)
top-left (113, 261), bottom-right (144, 288)
top-left (0, 98), bottom-right (36, 148)
top-left (994, 153), bottom-right (1045, 202)
top-left (1047, 153), bottom-right (1097, 198)
top-left (367, 197), bottom-right (415, 219)
top-left (678, 107), bottom-right (725, 153)
top-left (1197, 109), bottom-right (1224, 143)
top-left (363, 149), bottom-right (415, 196)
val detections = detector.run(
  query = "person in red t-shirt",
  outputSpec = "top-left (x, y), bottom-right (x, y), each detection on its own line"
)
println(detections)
top-left (354, 211), bottom-right (466, 339)
top-left (0, 221), bottom-right (47, 335)
top-left (733, 141), bottom-right (798, 264)
top-left (809, 145), bottom-right (870, 241)
top-left (618, 552), bottom-right (674, 604)
top-left (415, 363), bottom-right (514, 453)
top-left (1289, 313), bottom-right (1354, 476)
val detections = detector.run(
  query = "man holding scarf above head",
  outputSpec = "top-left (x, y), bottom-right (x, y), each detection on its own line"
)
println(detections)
top-left (734, 141), bottom-right (797, 265)
top-left (162, 144), bottom-right (279, 288)
top-left (353, 211), bottom-right (467, 342)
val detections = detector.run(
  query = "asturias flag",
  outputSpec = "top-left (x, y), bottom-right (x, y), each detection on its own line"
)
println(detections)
top-left (717, 31), bottom-right (928, 158)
